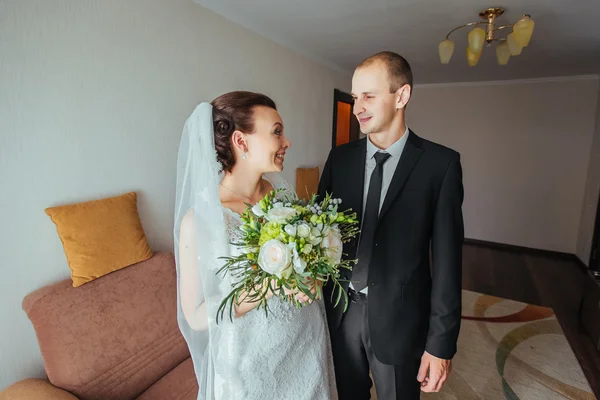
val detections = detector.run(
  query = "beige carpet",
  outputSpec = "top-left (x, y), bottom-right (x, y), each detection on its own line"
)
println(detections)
top-left (373, 290), bottom-right (594, 399)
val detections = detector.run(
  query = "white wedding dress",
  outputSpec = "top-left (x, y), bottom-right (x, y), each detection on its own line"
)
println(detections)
top-left (213, 181), bottom-right (338, 400)
top-left (174, 102), bottom-right (337, 400)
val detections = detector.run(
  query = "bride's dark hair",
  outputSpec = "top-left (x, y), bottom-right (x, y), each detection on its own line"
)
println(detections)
top-left (211, 91), bottom-right (277, 172)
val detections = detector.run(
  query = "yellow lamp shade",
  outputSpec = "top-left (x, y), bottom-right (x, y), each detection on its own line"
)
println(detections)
top-left (496, 42), bottom-right (511, 65)
top-left (438, 39), bottom-right (454, 64)
top-left (466, 46), bottom-right (481, 67)
top-left (468, 27), bottom-right (486, 54)
top-left (513, 15), bottom-right (534, 47)
top-left (507, 33), bottom-right (523, 55)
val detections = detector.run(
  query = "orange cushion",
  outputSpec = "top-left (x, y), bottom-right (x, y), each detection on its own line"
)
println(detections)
top-left (45, 192), bottom-right (153, 287)
top-left (0, 379), bottom-right (79, 400)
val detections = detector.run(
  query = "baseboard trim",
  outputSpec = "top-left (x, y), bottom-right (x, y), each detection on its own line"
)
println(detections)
top-left (464, 238), bottom-right (589, 273)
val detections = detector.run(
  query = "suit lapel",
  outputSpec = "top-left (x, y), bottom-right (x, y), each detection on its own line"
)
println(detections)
top-left (378, 130), bottom-right (423, 220)
top-left (345, 139), bottom-right (367, 222)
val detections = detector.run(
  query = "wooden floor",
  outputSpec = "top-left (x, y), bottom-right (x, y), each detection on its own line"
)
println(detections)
top-left (463, 241), bottom-right (600, 398)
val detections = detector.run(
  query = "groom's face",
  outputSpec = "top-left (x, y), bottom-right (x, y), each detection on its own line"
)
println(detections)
top-left (351, 62), bottom-right (399, 135)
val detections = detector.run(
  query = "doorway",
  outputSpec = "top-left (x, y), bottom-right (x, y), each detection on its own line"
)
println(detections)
top-left (331, 89), bottom-right (360, 148)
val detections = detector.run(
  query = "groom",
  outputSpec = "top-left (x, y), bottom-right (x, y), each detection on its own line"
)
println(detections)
top-left (318, 51), bottom-right (464, 399)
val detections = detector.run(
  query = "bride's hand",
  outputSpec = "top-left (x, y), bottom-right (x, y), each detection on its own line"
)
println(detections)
top-left (268, 279), bottom-right (297, 297)
top-left (295, 278), bottom-right (322, 304)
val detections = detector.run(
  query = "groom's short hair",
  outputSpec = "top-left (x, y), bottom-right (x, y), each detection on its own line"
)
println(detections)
top-left (357, 51), bottom-right (413, 93)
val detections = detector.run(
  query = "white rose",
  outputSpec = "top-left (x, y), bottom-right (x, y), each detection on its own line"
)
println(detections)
top-left (266, 206), bottom-right (298, 224)
top-left (297, 224), bottom-right (310, 238)
top-left (321, 227), bottom-right (343, 264)
top-left (251, 203), bottom-right (265, 217)
top-left (258, 239), bottom-right (293, 278)
top-left (284, 224), bottom-right (297, 237)
top-left (292, 246), bottom-right (307, 274)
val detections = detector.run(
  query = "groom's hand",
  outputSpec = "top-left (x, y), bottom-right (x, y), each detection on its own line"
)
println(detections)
top-left (417, 351), bottom-right (452, 392)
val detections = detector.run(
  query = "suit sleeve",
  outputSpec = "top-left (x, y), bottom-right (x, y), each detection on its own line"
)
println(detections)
top-left (425, 154), bottom-right (464, 360)
top-left (317, 150), bottom-right (333, 200)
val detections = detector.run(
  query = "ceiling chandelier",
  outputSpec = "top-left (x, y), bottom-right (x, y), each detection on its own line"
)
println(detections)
top-left (438, 7), bottom-right (535, 66)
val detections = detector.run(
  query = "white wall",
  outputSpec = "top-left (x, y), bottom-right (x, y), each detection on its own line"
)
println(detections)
top-left (577, 82), bottom-right (600, 265)
top-left (0, 0), bottom-right (349, 390)
top-left (407, 76), bottom-right (599, 253)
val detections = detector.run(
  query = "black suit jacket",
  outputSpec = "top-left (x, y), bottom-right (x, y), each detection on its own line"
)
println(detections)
top-left (318, 130), bottom-right (464, 365)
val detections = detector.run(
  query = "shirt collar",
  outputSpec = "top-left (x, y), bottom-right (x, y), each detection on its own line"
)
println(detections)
top-left (366, 126), bottom-right (410, 160)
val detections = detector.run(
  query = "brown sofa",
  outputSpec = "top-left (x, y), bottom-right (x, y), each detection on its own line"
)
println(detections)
top-left (0, 252), bottom-right (198, 400)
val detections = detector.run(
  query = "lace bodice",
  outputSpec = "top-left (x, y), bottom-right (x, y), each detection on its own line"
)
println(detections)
top-left (223, 207), bottom-right (245, 243)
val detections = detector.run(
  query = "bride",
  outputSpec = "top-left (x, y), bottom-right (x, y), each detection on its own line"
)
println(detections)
top-left (173, 91), bottom-right (338, 400)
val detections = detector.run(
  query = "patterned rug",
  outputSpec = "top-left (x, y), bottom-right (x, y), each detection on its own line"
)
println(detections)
top-left (373, 290), bottom-right (594, 399)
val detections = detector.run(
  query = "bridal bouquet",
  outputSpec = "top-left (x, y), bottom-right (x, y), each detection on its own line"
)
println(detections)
top-left (216, 189), bottom-right (359, 322)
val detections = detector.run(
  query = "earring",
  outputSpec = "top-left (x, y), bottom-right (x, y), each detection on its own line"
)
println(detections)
top-left (242, 152), bottom-right (247, 160)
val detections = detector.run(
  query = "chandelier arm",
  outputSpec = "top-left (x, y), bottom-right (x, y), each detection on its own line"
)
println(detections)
top-left (494, 24), bottom-right (513, 31)
top-left (445, 21), bottom-right (482, 40)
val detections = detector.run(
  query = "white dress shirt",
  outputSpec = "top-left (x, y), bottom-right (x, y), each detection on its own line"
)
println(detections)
top-left (351, 127), bottom-right (410, 295)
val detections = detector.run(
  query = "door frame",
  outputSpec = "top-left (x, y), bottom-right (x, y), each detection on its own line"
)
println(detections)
top-left (331, 89), bottom-right (359, 148)
top-left (590, 191), bottom-right (600, 269)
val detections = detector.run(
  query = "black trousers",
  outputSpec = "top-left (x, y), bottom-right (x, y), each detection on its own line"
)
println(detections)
top-left (331, 291), bottom-right (421, 400)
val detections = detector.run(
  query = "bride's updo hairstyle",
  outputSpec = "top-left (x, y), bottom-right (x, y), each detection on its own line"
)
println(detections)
top-left (211, 91), bottom-right (277, 173)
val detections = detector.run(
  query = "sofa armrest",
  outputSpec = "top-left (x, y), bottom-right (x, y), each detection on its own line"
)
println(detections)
top-left (0, 379), bottom-right (78, 400)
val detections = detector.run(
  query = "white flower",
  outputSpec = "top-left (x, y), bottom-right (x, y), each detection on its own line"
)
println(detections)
top-left (258, 239), bottom-right (293, 278)
top-left (296, 224), bottom-right (311, 238)
top-left (251, 203), bottom-right (265, 217)
top-left (284, 224), bottom-right (297, 237)
top-left (266, 206), bottom-right (298, 224)
top-left (309, 235), bottom-right (322, 246)
top-left (241, 246), bottom-right (259, 254)
top-left (302, 244), bottom-right (313, 254)
top-left (321, 227), bottom-right (343, 264)
top-left (291, 245), bottom-right (307, 274)
top-left (309, 227), bottom-right (322, 245)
